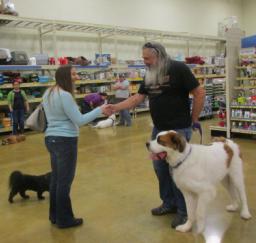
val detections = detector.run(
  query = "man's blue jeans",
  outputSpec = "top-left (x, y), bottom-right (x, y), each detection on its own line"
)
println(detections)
top-left (45, 136), bottom-right (78, 226)
top-left (151, 126), bottom-right (192, 216)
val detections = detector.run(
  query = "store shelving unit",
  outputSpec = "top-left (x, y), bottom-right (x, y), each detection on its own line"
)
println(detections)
top-left (0, 14), bottom-right (226, 59)
top-left (185, 63), bottom-right (226, 119)
top-left (229, 52), bottom-right (256, 136)
top-left (209, 27), bottom-right (244, 138)
top-left (0, 63), bottom-right (148, 133)
top-left (0, 63), bottom-right (112, 91)
top-left (0, 63), bottom-right (109, 133)
top-left (2, 14), bottom-right (244, 136)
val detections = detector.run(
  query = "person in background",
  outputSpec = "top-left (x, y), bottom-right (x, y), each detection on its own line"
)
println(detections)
top-left (82, 92), bottom-right (108, 114)
top-left (112, 74), bottom-right (132, 126)
top-left (43, 65), bottom-right (110, 229)
top-left (7, 80), bottom-right (29, 134)
top-left (107, 42), bottom-right (205, 229)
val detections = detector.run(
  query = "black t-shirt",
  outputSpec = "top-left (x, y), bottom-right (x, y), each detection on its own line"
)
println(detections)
top-left (13, 91), bottom-right (25, 110)
top-left (138, 59), bottom-right (199, 130)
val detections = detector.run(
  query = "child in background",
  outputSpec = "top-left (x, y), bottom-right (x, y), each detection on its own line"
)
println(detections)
top-left (7, 81), bottom-right (29, 134)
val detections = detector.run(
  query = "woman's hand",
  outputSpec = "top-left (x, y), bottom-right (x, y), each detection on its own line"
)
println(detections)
top-left (100, 104), bottom-right (114, 116)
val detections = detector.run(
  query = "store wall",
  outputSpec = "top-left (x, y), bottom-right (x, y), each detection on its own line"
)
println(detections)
top-left (12, 0), bottom-right (243, 36)
top-left (242, 0), bottom-right (256, 36)
top-left (0, 0), bottom-right (243, 60)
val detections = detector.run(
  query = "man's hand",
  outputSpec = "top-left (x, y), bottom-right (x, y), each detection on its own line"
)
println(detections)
top-left (192, 121), bottom-right (201, 132)
top-left (107, 104), bottom-right (119, 113)
top-left (100, 104), bottom-right (115, 116)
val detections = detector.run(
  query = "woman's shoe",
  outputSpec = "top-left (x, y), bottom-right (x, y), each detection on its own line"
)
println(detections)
top-left (57, 218), bottom-right (83, 229)
top-left (49, 216), bottom-right (56, 224)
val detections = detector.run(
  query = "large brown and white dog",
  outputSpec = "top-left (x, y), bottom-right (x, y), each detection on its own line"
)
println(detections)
top-left (146, 131), bottom-right (251, 233)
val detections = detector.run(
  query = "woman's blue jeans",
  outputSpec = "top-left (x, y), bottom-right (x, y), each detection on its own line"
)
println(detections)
top-left (45, 136), bottom-right (78, 225)
top-left (151, 126), bottom-right (192, 216)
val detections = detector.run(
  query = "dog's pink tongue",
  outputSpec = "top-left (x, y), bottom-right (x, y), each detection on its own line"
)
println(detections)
top-left (149, 152), bottom-right (167, 160)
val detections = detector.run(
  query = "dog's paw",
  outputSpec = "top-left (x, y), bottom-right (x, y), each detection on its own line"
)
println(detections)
top-left (241, 210), bottom-right (252, 220)
top-left (175, 220), bottom-right (192, 233)
top-left (196, 222), bottom-right (205, 234)
top-left (8, 199), bottom-right (13, 203)
top-left (226, 203), bottom-right (239, 212)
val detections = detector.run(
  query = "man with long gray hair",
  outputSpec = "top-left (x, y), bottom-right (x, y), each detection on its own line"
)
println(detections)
top-left (107, 42), bottom-right (205, 229)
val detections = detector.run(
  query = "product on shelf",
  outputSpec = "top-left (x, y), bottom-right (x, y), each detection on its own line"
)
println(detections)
top-left (230, 49), bottom-right (256, 135)
top-left (58, 57), bottom-right (68, 65)
top-left (67, 56), bottom-right (91, 66)
top-left (38, 76), bottom-right (50, 83)
top-left (0, 48), bottom-right (12, 64)
top-left (0, 73), bottom-right (3, 84)
top-left (10, 51), bottom-right (29, 65)
top-left (217, 109), bottom-right (226, 127)
top-left (185, 56), bottom-right (205, 65)
top-left (188, 61), bottom-right (226, 119)
top-left (32, 53), bottom-right (49, 65)
top-left (190, 95), bottom-right (213, 118)
top-left (0, 0), bottom-right (18, 16)
top-left (2, 117), bottom-right (11, 128)
top-left (48, 57), bottom-right (55, 65)
top-left (95, 54), bottom-right (111, 65)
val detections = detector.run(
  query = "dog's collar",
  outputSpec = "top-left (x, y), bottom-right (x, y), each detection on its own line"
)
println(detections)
top-left (110, 118), bottom-right (115, 126)
top-left (172, 145), bottom-right (192, 169)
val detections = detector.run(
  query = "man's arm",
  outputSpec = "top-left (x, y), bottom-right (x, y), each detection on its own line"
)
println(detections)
top-left (112, 93), bottom-right (146, 112)
top-left (190, 86), bottom-right (205, 123)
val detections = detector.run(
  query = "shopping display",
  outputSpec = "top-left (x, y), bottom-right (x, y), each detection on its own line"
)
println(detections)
top-left (0, 14), bottom-right (248, 138)
top-left (230, 49), bottom-right (256, 134)
top-left (0, 50), bottom-right (228, 133)
top-left (0, 64), bottom-right (149, 132)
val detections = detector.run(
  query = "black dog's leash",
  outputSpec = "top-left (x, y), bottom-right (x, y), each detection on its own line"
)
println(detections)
top-left (192, 122), bottom-right (203, 144)
top-left (110, 118), bottom-right (115, 126)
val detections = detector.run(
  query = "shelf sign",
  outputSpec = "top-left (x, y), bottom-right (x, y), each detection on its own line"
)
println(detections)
top-left (95, 54), bottom-right (111, 65)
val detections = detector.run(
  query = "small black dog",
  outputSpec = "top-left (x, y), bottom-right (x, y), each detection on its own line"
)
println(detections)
top-left (8, 171), bottom-right (51, 203)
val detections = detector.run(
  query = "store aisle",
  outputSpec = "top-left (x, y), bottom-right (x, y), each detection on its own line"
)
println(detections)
top-left (0, 114), bottom-right (255, 243)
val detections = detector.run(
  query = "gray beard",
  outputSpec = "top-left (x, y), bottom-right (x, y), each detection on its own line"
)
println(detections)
top-left (144, 60), bottom-right (167, 86)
